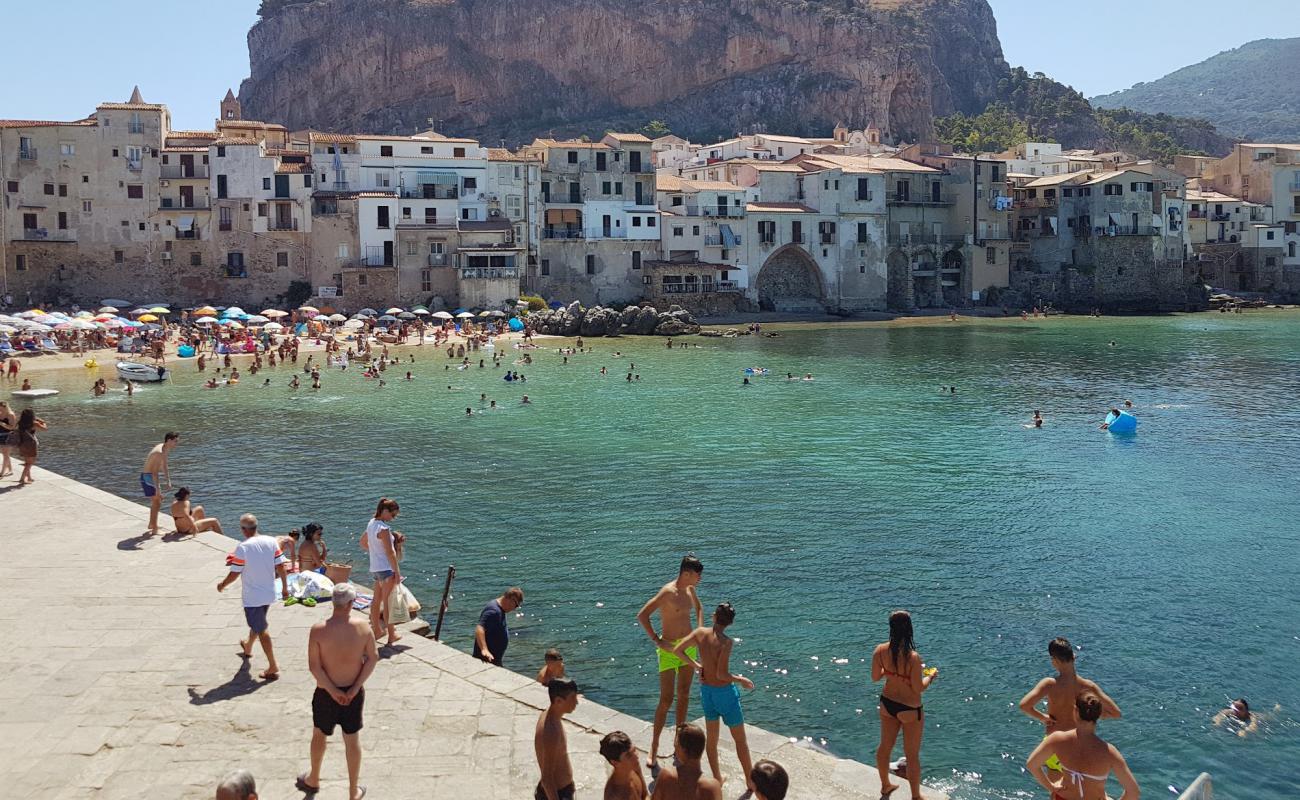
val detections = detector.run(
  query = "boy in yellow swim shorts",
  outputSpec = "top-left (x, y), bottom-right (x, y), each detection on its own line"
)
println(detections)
top-left (636, 554), bottom-right (705, 770)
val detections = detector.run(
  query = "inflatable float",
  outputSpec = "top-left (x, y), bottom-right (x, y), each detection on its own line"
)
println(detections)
top-left (83, 359), bottom-right (98, 368)
top-left (116, 361), bottom-right (169, 382)
top-left (11, 388), bottom-right (59, 399)
top-left (743, 367), bottom-right (770, 376)
top-left (1104, 410), bottom-right (1138, 434)
top-left (177, 345), bottom-right (196, 358)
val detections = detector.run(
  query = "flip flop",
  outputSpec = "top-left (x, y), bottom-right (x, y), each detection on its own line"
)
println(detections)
top-left (294, 773), bottom-right (319, 794)
top-left (353, 788), bottom-right (366, 800)
top-left (302, 597), bottom-right (317, 607)
top-left (284, 597), bottom-right (299, 606)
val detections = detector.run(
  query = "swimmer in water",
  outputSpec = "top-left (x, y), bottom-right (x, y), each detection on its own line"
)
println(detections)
top-left (263, 378), bottom-right (271, 387)
top-left (1099, 408), bottom-right (1121, 430)
top-left (489, 400), bottom-right (497, 409)
top-left (787, 373), bottom-right (795, 380)
top-left (465, 407), bottom-right (473, 416)
top-left (802, 373), bottom-right (814, 382)
top-left (1029, 410), bottom-right (1044, 429)
top-left (1212, 699), bottom-right (1259, 737)
top-left (1123, 399), bottom-right (1133, 409)
top-left (289, 375), bottom-right (300, 389)
top-left (406, 372), bottom-right (412, 380)
top-left (521, 395), bottom-right (531, 404)
top-left (742, 377), bottom-right (750, 386)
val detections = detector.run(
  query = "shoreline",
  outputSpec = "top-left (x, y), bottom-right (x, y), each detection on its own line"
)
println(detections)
top-left (2, 465), bottom-right (949, 800)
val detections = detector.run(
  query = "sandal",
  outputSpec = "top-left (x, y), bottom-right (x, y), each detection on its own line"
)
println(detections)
top-left (284, 597), bottom-right (299, 606)
top-left (302, 597), bottom-right (317, 607)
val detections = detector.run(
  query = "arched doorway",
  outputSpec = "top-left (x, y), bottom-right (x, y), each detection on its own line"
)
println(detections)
top-left (755, 245), bottom-right (826, 312)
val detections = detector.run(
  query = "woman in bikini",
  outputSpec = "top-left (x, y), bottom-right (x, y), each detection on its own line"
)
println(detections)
top-left (298, 523), bottom-right (328, 573)
top-left (170, 487), bottom-right (223, 535)
top-left (0, 400), bottom-right (15, 478)
top-left (1026, 693), bottom-right (1139, 800)
top-left (872, 610), bottom-right (937, 799)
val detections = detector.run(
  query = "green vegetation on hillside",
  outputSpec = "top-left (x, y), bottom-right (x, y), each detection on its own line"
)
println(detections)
top-left (1092, 38), bottom-right (1300, 142)
top-left (935, 67), bottom-right (1234, 162)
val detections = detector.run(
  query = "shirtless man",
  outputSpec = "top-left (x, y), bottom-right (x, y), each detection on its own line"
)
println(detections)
top-left (535, 678), bottom-right (580, 800)
top-left (600, 731), bottom-right (648, 800)
top-left (141, 432), bottom-right (179, 534)
top-left (170, 487), bottom-right (223, 535)
top-left (671, 603), bottom-right (755, 793)
top-left (297, 583), bottom-right (378, 800)
top-left (1019, 637), bottom-right (1121, 761)
top-left (636, 555), bottom-right (704, 769)
top-left (650, 724), bottom-right (721, 800)
top-left (1026, 693), bottom-right (1139, 800)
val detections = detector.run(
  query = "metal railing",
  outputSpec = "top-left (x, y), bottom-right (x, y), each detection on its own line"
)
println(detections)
top-left (159, 198), bottom-right (210, 209)
top-left (128, 123), bottom-right (144, 134)
top-left (396, 220), bottom-right (455, 230)
top-left (18, 145), bottom-right (37, 160)
top-left (218, 221), bottom-right (233, 232)
top-left (889, 192), bottom-right (956, 205)
top-left (160, 165), bottom-right (209, 179)
top-left (1176, 773), bottom-right (1212, 800)
top-left (703, 206), bottom-right (744, 218)
top-left (267, 219), bottom-right (299, 231)
top-left (1210, 213), bottom-right (1231, 221)
top-left (330, 181), bottom-right (351, 191)
top-left (360, 255), bottom-right (394, 267)
top-left (174, 229), bottom-right (200, 240)
top-left (888, 233), bottom-right (938, 245)
top-left (1188, 210), bottom-right (1206, 219)
top-left (17, 229), bottom-right (75, 242)
top-left (126, 160), bottom-right (143, 172)
top-left (400, 187), bottom-right (457, 199)
top-left (590, 229), bottom-right (629, 239)
top-left (427, 254), bottom-right (448, 266)
top-left (543, 229), bottom-right (583, 240)
top-left (703, 234), bottom-right (743, 246)
top-left (460, 267), bottom-right (518, 279)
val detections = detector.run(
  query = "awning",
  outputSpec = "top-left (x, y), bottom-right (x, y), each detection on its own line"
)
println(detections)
top-left (177, 215), bottom-right (194, 229)
top-left (546, 209), bottom-right (581, 224)
top-left (720, 224), bottom-right (736, 248)
top-left (418, 172), bottom-right (459, 185)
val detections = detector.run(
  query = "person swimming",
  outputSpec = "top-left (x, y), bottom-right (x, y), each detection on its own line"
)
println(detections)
top-left (1099, 408), bottom-right (1122, 430)
top-left (1027, 410), bottom-right (1044, 429)
top-left (1213, 698), bottom-right (1260, 737)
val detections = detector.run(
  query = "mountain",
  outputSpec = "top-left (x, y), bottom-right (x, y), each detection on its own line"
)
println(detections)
top-left (239, 0), bottom-right (1010, 143)
top-left (1091, 38), bottom-right (1300, 142)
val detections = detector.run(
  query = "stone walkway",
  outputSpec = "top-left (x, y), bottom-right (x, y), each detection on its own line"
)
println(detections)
top-left (0, 468), bottom-right (946, 799)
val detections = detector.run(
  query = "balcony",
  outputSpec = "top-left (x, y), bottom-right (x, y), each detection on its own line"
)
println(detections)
top-left (128, 123), bottom-right (144, 134)
top-left (359, 256), bottom-right (394, 268)
top-left (427, 253), bottom-right (448, 267)
top-left (717, 280), bottom-right (741, 291)
top-left (979, 228), bottom-right (1011, 240)
top-left (704, 234), bottom-right (743, 246)
top-left (590, 229), bottom-right (629, 239)
top-left (329, 181), bottom-right (351, 191)
top-left (940, 235), bottom-right (969, 247)
top-left (889, 192), bottom-right (955, 206)
top-left (267, 219), bottom-right (300, 231)
top-left (160, 164), bottom-right (209, 179)
top-left (887, 233), bottom-right (938, 246)
top-left (543, 229), bottom-right (583, 240)
top-left (159, 198), bottom-right (210, 210)
top-left (460, 267), bottom-right (519, 280)
top-left (16, 228), bottom-right (75, 242)
top-left (18, 146), bottom-right (37, 160)
top-left (126, 160), bottom-right (143, 172)
top-left (218, 221), bottom-right (233, 232)
top-left (1017, 196), bottom-right (1058, 209)
top-left (702, 206), bottom-right (744, 218)
top-left (1188, 210), bottom-right (1206, 219)
top-left (396, 219), bottom-right (456, 230)
top-left (174, 228), bottom-right (200, 240)
top-left (400, 187), bottom-right (457, 200)
top-left (1210, 213), bottom-right (1231, 222)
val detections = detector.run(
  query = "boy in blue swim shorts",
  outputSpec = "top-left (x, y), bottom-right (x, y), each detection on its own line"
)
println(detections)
top-left (671, 602), bottom-right (756, 795)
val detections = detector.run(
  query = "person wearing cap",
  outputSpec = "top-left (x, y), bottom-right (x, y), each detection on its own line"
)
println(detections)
top-left (297, 582), bottom-right (378, 799)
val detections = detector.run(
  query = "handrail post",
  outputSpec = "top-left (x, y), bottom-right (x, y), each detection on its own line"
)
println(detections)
top-left (433, 565), bottom-right (455, 641)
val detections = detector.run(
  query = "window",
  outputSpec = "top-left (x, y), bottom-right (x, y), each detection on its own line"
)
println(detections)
top-left (791, 220), bottom-right (803, 243)
top-left (226, 251), bottom-right (246, 277)
top-left (671, 196), bottom-right (683, 207)
top-left (60, 143), bottom-right (75, 156)
top-left (44, 183), bottom-right (54, 195)
top-left (1104, 184), bottom-right (1123, 196)
top-left (58, 184), bottom-right (67, 197)
top-left (114, 250), bottom-right (124, 264)
top-left (277, 252), bottom-right (289, 268)
top-left (857, 222), bottom-right (869, 243)
top-left (380, 145), bottom-right (393, 157)
top-left (190, 252), bottom-right (202, 266)
top-left (1063, 188), bottom-right (1074, 197)
top-left (402, 206), bottom-right (412, 219)
top-left (541, 259), bottom-right (550, 276)
top-left (14, 255), bottom-right (25, 272)
top-left (453, 147), bottom-right (466, 158)
top-left (421, 146), bottom-right (434, 155)
top-left (421, 269), bottom-right (432, 292)
top-left (991, 165), bottom-right (1001, 181)
top-left (1265, 230), bottom-right (1275, 241)
top-left (648, 216), bottom-right (656, 227)
top-left (463, 177), bottom-right (477, 191)
top-left (759, 220), bottom-right (775, 244)
top-left (57, 212), bottom-right (67, 230)
top-left (82, 200), bottom-right (92, 213)
top-left (139, 222), bottom-right (146, 231)
top-left (126, 184), bottom-right (143, 199)
top-left (819, 221), bottom-right (836, 243)
top-left (613, 182), bottom-right (623, 196)
top-left (112, 148), bottom-right (119, 157)
top-left (692, 225), bottom-right (700, 236)
top-left (506, 195), bottom-right (522, 219)
top-left (407, 241), bottom-right (418, 255)
top-left (377, 206), bottom-right (390, 228)
top-left (586, 254), bottom-right (596, 274)
top-left (22, 213), bottom-right (37, 230)
top-left (262, 177), bottom-right (271, 191)
top-left (258, 203), bottom-right (267, 217)
top-left (4, 181), bottom-right (14, 192)
top-left (632, 217), bottom-right (642, 227)
top-left (424, 207), bottom-right (437, 224)
top-left (567, 151), bottom-right (578, 164)
top-left (632, 251), bottom-right (642, 270)
top-left (859, 264), bottom-right (866, 273)
top-left (1265, 256), bottom-right (1276, 267)
top-left (602, 181), bottom-right (611, 194)
top-left (338, 245), bottom-right (350, 259)
top-left (673, 226), bottom-right (684, 237)
top-left (304, 174), bottom-right (312, 187)
top-left (358, 274), bottom-right (367, 286)
top-left (856, 178), bottom-right (871, 201)
top-left (596, 152), bottom-right (607, 171)
top-left (430, 242), bottom-right (444, 255)
top-left (217, 175), bottom-right (228, 199)
top-left (216, 146), bottom-right (226, 157)
top-left (986, 247), bottom-right (996, 264)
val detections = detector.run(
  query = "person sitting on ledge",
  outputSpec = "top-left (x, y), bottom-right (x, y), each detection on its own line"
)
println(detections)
top-left (171, 487), bottom-right (223, 536)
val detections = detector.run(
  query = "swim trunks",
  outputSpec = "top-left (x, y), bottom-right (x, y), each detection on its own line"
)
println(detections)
top-left (534, 782), bottom-right (575, 800)
top-left (140, 472), bottom-right (157, 498)
top-left (700, 682), bottom-right (744, 727)
top-left (658, 639), bottom-right (699, 673)
top-left (243, 604), bottom-right (269, 634)
top-left (312, 685), bottom-right (365, 735)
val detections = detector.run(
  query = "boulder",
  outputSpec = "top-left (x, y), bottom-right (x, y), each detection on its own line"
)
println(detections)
top-left (631, 306), bottom-right (660, 335)
top-left (655, 317), bottom-right (700, 336)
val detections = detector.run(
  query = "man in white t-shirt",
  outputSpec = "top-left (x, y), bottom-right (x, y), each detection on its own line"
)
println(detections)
top-left (218, 513), bottom-right (288, 680)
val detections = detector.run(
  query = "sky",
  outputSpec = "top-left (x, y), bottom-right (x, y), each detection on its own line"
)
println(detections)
top-left (1, 0), bottom-right (1298, 130)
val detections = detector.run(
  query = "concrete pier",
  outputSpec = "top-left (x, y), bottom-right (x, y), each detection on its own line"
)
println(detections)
top-left (0, 468), bottom-right (946, 799)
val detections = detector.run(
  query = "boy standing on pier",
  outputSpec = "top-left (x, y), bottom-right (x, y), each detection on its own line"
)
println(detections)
top-left (141, 432), bottom-right (179, 534)
top-left (535, 678), bottom-right (580, 800)
top-left (1019, 637), bottom-right (1122, 770)
top-left (671, 602), bottom-right (755, 794)
top-left (636, 555), bottom-right (704, 769)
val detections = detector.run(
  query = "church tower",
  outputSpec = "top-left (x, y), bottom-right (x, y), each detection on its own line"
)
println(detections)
top-left (220, 89), bottom-right (242, 122)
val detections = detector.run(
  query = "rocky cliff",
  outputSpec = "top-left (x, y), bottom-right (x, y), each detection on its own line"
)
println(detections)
top-left (240, 0), bottom-right (1009, 143)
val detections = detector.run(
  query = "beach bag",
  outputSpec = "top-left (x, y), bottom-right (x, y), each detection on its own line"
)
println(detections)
top-left (388, 582), bottom-right (420, 624)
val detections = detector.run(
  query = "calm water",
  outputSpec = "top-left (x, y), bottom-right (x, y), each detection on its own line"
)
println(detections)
top-left (18, 313), bottom-right (1300, 800)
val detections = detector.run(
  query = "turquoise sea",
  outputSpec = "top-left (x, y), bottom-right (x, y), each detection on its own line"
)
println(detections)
top-left (18, 312), bottom-right (1300, 800)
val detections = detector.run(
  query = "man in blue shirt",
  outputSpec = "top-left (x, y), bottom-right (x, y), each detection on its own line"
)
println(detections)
top-left (473, 587), bottom-right (524, 667)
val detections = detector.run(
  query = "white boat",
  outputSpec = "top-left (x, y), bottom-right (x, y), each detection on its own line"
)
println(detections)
top-left (11, 388), bottom-right (59, 398)
top-left (116, 361), bottom-right (169, 382)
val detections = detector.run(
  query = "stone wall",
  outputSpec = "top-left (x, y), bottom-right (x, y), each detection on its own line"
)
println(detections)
top-left (340, 266), bottom-right (398, 311)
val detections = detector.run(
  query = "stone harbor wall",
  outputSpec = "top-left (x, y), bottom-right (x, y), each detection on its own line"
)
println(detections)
top-left (999, 243), bottom-right (1208, 313)
top-left (525, 302), bottom-right (700, 337)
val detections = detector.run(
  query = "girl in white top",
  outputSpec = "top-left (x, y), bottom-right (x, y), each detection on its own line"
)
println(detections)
top-left (363, 498), bottom-right (402, 645)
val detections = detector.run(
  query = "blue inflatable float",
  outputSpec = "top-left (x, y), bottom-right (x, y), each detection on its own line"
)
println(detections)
top-left (177, 345), bottom-right (196, 358)
top-left (508, 317), bottom-right (524, 332)
top-left (1104, 410), bottom-right (1138, 434)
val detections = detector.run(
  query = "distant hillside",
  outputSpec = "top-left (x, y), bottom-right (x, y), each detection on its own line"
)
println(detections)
top-left (935, 68), bottom-right (1234, 163)
top-left (1092, 38), bottom-right (1300, 142)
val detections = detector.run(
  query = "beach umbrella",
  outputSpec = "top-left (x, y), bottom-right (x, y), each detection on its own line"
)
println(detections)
top-left (263, 322), bottom-right (284, 332)
top-left (411, 308), bottom-right (430, 316)
top-left (477, 310), bottom-right (492, 317)
top-left (225, 320), bottom-right (244, 330)
top-left (0, 324), bottom-right (16, 334)
top-left (342, 319), bottom-right (365, 329)
top-left (356, 307), bottom-right (378, 317)
top-left (137, 314), bottom-right (159, 323)
top-left (194, 306), bottom-right (218, 316)
top-left (261, 309), bottom-right (288, 318)
top-left (223, 306), bottom-right (246, 317)
top-left (298, 305), bottom-right (320, 314)
top-left (384, 307), bottom-right (404, 315)
top-left (245, 314), bottom-right (270, 324)
top-left (101, 298), bottom-right (131, 308)
top-left (74, 310), bottom-right (93, 319)
top-left (432, 311), bottom-right (453, 320)
top-left (97, 306), bottom-right (119, 314)
top-left (100, 318), bottom-right (126, 329)
top-left (397, 311), bottom-right (416, 319)
top-left (148, 306), bottom-right (170, 314)
top-left (487, 310), bottom-right (506, 317)
top-left (15, 310), bottom-right (44, 319)
top-left (93, 313), bottom-right (115, 321)
top-left (328, 313), bottom-right (348, 322)
top-left (455, 312), bottom-right (475, 319)
top-left (53, 322), bottom-right (75, 331)
top-left (378, 314), bottom-right (398, 322)
top-left (26, 322), bottom-right (53, 332)
top-left (194, 316), bottom-right (217, 325)
top-left (130, 307), bottom-right (152, 316)
top-left (71, 319), bottom-right (97, 330)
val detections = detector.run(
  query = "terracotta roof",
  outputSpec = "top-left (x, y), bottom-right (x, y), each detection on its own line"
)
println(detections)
top-left (306, 132), bottom-right (358, 144)
top-left (1186, 189), bottom-right (1241, 202)
top-left (0, 118), bottom-right (95, 129)
top-left (486, 148), bottom-right (534, 162)
top-left (459, 219), bottom-right (513, 233)
top-left (275, 163), bottom-right (312, 174)
top-left (655, 174), bottom-right (690, 192)
top-left (358, 133), bottom-right (480, 143)
top-left (1023, 172), bottom-right (1091, 188)
top-left (210, 137), bottom-right (261, 146)
top-left (220, 120), bottom-right (287, 130)
top-left (96, 102), bottom-right (165, 111)
top-left (168, 130), bottom-right (217, 138)
top-left (749, 164), bottom-right (805, 172)
top-left (746, 202), bottom-right (818, 213)
top-left (357, 191), bottom-right (397, 198)
top-left (162, 146), bottom-right (209, 153)
top-left (532, 139), bottom-right (609, 150)
top-left (755, 134), bottom-right (814, 144)
top-left (688, 180), bottom-right (745, 192)
top-left (605, 132), bottom-right (652, 143)
top-left (266, 147), bottom-right (309, 156)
